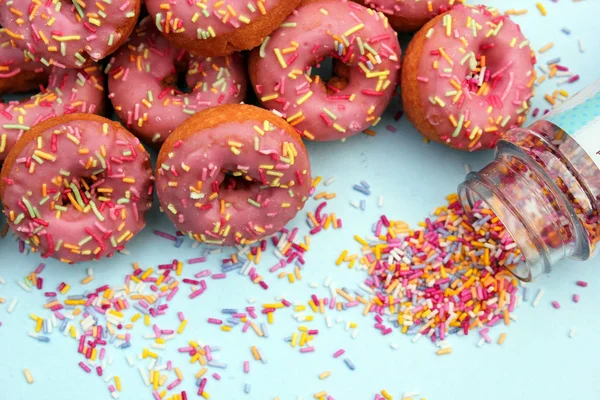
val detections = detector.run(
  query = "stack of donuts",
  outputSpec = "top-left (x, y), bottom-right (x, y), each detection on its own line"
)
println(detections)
top-left (0, 0), bottom-right (536, 263)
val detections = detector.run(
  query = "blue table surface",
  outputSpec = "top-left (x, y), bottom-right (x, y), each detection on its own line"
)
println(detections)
top-left (1, 1), bottom-right (600, 399)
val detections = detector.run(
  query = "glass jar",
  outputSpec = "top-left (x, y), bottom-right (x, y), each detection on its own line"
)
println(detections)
top-left (459, 82), bottom-right (600, 281)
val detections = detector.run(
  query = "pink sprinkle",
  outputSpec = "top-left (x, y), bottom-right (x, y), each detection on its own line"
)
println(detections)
top-left (576, 280), bottom-right (588, 287)
top-left (552, 301), bottom-right (561, 309)
top-left (212, 373), bottom-right (221, 381)
top-left (212, 273), bottom-right (227, 279)
top-left (333, 349), bottom-right (345, 358)
top-left (300, 346), bottom-right (315, 353)
top-left (79, 362), bottom-right (91, 373)
top-left (208, 318), bottom-right (222, 325)
top-left (243, 361), bottom-right (249, 373)
top-left (573, 294), bottom-right (580, 303)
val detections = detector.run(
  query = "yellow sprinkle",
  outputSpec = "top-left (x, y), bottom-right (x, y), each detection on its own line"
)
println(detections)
top-left (24, 369), bottom-right (34, 384)
top-left (274, 48), bottom-right (287, 68)
top-left (319, 371), bottom-right (331, 380)
top-left (177, 320), bottom-right (188, 334)
top-left (536, 2), bottom-right (547, 16)
top-left (436, 347), bottom-right (452, 356)
top-left (498, 333), bottom-right (507, 345)
top-left (538, 42), bottom-right (554, 54)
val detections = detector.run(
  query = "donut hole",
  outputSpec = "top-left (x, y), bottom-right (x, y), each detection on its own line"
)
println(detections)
top-left (160, 57), bottom-right (195, 94)
top-left (306, 56), bottom-right (350, 94)
top-left (463, 42), bottom-right (503, 94)
top-left (219, 170), bottom-right (259, 192)
top-left (57, 175), bottom-right (104, 208)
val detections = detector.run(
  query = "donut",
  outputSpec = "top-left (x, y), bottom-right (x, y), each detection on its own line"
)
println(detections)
top-left (353, 0), bottom-right (461, 32)
top-left (107, 18), bottom-right (248, 147)
top-left (0, 0), bottom-right (141, 68)
top-left (156, 104), bottom-right (312, 246)
top-left (144, 0), bottom-right (302, 57)
top-left (248, 0), bottom-right (401, 142)
top-left (401, 5), bottom-right (536, 151)
top-left (0, 65), bottom-right (105, 163)
top-left (0, 114), bottom-right (154, 263)
top-left (0, 30), bottom-right (47, 94)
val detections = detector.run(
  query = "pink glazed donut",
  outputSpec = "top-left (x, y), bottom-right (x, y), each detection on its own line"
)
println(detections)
top-left (0, 114), bottom-right (154, 264)
top-left (0, 0), bottom-right (141, 68)
top-left (107, 18), bottom-right (248, 147)
top-left (144, 0), bottom-right (301, 57)
top-left (249, 0), bottom-right (401, 142)
top-left (156, 104), bottom-right (312, 246)
top-left (0, 29), bottom-right (48, 94)
top-left (354, 0), bottom-right (460, 32)
top-left (0, 65), bottom-right (105, 162)
top-left (401, 5), bottom-right (536, 151)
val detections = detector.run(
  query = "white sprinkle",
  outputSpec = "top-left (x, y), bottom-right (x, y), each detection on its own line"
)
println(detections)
top-left (390, 342), bottom-right (398, 350)
top-left (411, 333), bottom-right (422, 343)
top-left (569, 328), bottom-right (576, 338)
top-left (7, 298), bottom-right (18, 313)
top-left (324, 177), bottom-right (336, 186)
top-left (464, 164), bottom-right (471, 174)
top-left (326, 315), bottom-right (333, 328)
top-left (87, 267), bottom-right (94, 277)
top-left (111, 392), bottom-right (120, 399)
top-left (147, 358), bottom-right (156, 370)
top-left (579, 39), bottom-right (585, 53)
top-left (323, 277), bottom-right (332, 287)
top-left (0, 276), bottom-right (5, 285)
top-left (104, 374), bottom-right (114, 383)
top-left (351, 329), bottom-right (359, 339)
top-left (139, 367), bottom-right (150, 386)
top-left (378, 196), bottom-right (384, 208)
top-left (247, 297), bottom-right (255, 304)
top-left (477, 337), bottom-right (486, 347)
top-left (17, 281), bottom-right (32, 292)
top-left (532, 289), bottom-right (544, 307)
top-left (350, 200), bottom-right (360, 209)
top-left (28, 332), bottom-right (40, 339)
top-left (404, 391), bottom-right (420, 398)
top-left (308, 282), bottom-right (319, 288)
top-left (151, 343), bottom-right (166, 349)
top-left (126, 354), bottom-right (135, 367)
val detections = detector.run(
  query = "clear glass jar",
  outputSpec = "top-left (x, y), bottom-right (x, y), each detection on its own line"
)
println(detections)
top-left (459, 83), bottom-right (600, 281)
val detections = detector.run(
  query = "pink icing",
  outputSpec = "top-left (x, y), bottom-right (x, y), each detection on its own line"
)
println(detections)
top-left (145, 0), bottom-right (281, 40)
top-left (0, 0), bottom-right (139, 68)
top-left (250, 0), bottom-right (401, 141)
top-left (0, 66), bottom-right (105, 162)
top-left (0, 30), bottom-right (47, 80)
top-left (414, 5), bottom-right (535, 150)
top-left (1, 116), bottom-right (154, 263)
top-left (107, 18), bottom-right (247, 146)
top-left (156, 114), bottom-right (312, 246)
top-left (360, 0), bottom-right (454, 21)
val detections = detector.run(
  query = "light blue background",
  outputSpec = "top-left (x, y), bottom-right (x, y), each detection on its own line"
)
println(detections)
top-left (1, 1), bottom-right (600, 399)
